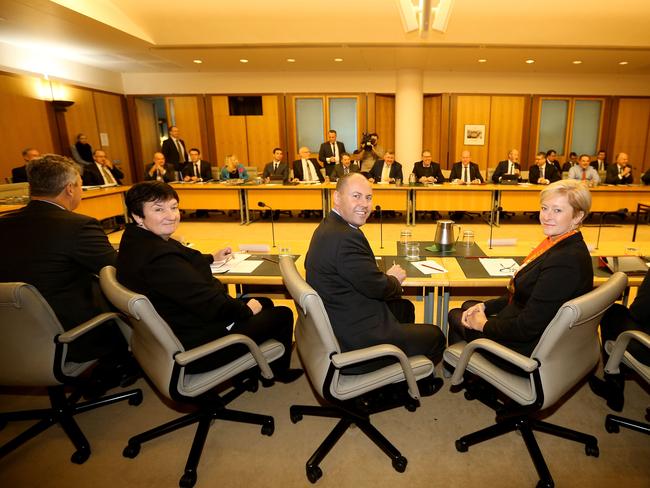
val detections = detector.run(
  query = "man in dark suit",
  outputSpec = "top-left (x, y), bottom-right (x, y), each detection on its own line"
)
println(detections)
top-left (262, 147), bottom-right (289, 182)
top-left (529, 151), bottom-right (561, 185)
top-left (82, 149), bottom-right (124, 186)
top-left (160, 125), bottom-right (188, 175)
top-left (368, 151), bottom-right (403, 183)
top-left (11, 147), bottom-right (40, 183)
top-left (182, 148), bottom-right (213, 181)
top-left (292, 146), bottom-right (324, 183)
top-left (0, 154), bottom-right (129, 365)
top-left (590, 150), bottom-right (608, 172)
top-left (562, 152), bottom-right (579, 172)
top-left (318, 130), bottom-right (346, 176)
top-left (546, 149), bottom-right (562, 173)
top-left (145, 152), bottom-right (176, 183)
top-left (412, 150), bottom-right (445, 184)
top-left (330, 153), bottom-right (360, 181)
top-left (492, 149), bottom-right (522, 183)
top-left (305, 173), bottom-right (445, 380)
top-left (605, 152), bottom-right (633, 184)
top-left (449, 151), bottom-right (484, 184)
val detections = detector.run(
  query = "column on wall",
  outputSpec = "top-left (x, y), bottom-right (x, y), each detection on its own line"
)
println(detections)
top-left (395, 69), bottom-right (424, 178)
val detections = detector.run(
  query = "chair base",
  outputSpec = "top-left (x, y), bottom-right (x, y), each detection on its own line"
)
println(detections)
top-left (455, 416), bottom-right (599, 488)
top-left (123, 375), bottom-right (274, 488)
top-left (0, 384), bottom-right (142, 463)
top-left (605, 413), bottom-right (650, 435)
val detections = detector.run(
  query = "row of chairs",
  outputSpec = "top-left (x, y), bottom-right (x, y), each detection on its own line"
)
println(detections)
top-left (1, 266), bottom-right (647, 488)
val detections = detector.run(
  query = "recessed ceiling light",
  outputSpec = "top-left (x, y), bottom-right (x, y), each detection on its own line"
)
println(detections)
top-left (193, 59), bottom-right (203, 64)
top-left (619, 61), bottom-right (629, 65)
top-left (334, 58), bottom-right (343, 62)
top-left (239, 59), bottom-right (249, 64)
top-left (478, 59), bottom-right (487, 63)
top-left (286, 58), bottom-right (296, 63)
top-left (572, 60), bottom-right (582, 65)
top-left (525, 59), bottom-right (535, 64)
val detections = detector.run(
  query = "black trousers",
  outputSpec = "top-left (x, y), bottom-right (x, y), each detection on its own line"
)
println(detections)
top-left (600, 303), bottom-right (650, 366)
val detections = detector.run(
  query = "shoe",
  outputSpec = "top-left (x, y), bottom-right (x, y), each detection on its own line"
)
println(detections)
top-left (417, 376), bottom-right (444, 397)
top-left (589, 374), bottom-right (624, 412)
top-left (273, 368), bottom-right (304, 384)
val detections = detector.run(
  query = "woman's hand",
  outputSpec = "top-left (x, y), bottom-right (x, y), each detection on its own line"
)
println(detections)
top-left (246, 298), bottom-right (262, 315)
top-left (461, 302), bottom-right (487, 331)
top-left (212, 247), bottom-right (233, 263)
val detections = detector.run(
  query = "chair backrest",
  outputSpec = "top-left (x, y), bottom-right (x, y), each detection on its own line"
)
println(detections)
top-left (0, 282), bottom-right (65, 386)
top-left (99, 266), bottom-right (184, 400)
top-left (279, 256), bottom-right (341, 398)
top-left (532, 272), bottom-right (628, 409)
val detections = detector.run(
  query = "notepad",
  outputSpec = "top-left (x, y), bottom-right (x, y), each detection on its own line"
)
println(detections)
top-left (479, 258), bottom-right (520, 277)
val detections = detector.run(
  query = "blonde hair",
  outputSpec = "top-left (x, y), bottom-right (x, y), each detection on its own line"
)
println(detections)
top-left (224, 154), bottom-right (238, 172)
top-left (540, 179), bottom-right (591, 222)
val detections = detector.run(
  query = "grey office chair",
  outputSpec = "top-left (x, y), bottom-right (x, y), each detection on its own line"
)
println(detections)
top-left (443, 272), bottom-right (628, 488)
top-left (99, 266), bottom-right (284, 488)
top-left (279, 256), bottom-right (435, 483)
top-left (602, 330), bottom-right (650, 435)
top-left (0, 282), bottom-right (142, 463)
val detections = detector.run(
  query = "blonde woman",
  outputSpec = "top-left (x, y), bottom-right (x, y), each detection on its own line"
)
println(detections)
top-left (220, 154), bottom-right (248, 180)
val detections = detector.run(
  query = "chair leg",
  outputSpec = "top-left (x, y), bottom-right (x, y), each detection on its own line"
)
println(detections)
top-left (0, 417), bottom-right (56, 459)
top-left (455, 417), bottom-right (518, 451)
top-left (605, 414), bottom-right (650, 435)
top-left (73, 389), bottom-right (143, 415)
top-left (356, 418), bottom-right (406, 471)
top-left (180, 415), bottom-right (212, 488)
top-left (519, 420), bottom-right (554, 488)
top-left (126, 410), bottom-right (206, 448)
top-left (306, 418), bottom-right (352, 482)
top-left (532, 419), bottom-right (599, 451)
top-left (290, 404), bottom-right (347, 421)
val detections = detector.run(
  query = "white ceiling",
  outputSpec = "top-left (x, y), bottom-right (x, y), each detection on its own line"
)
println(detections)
top-left (0, 0), bottom-right (649, 74)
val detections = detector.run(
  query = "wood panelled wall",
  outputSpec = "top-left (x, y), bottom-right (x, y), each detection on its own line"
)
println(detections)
top-left (612, 98), bottom-right (650, 172)
top-left (166, 96), bottom-right (206, 157)
top-left (423, 95), bottom-right (443, 163)
top-left (374, 95), bottom-right (396, 153)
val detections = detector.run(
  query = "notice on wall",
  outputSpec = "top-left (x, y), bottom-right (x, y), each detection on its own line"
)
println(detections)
top-left (100, 132), bottom-right (110, 146)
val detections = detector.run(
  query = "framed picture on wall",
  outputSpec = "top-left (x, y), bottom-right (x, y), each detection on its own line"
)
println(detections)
top-left (464, 124), bottom-right (485, 145)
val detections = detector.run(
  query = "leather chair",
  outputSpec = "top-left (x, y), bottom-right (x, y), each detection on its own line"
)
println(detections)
top-left (0, 282), bottom-right (142, 463)
top-left (602, 330), bottom-right (650, 435)
top-left (99, 266), bottom-right (284, 488)
top-left (443, 272), bottom-right (628, 488)
top-left (279, 255), bottom-right (435, 483)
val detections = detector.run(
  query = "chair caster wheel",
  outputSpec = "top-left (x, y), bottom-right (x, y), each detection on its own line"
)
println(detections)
top-left (261, 419), bottom-right (274, 436)
top-left (404, 402), bottom-right (417, 412)
top-left (179, 471), bottom-right (197, 488)
top-left (245, 378), bottom-right (259, 392)
top-left (536, 479), bottom-right (554, 488)
top-left (123, 443), bottom-right (141, 458)
top-left (306, 465), bottom-right (322, 483)
top-left (464, 391), bottom-right (475, 401)
top-left (290, 408), bottom-right (303, 423)
top-left (129, 391), bottom-right (143, 406)
top-left (71, 448), bottom-right (90, 464)
top-left (585, 444), bottom-right (599, 457)
top-left (392, 455), bottom-right (407, 473)
top-left (605, 417), bottom-right (620, 433)
top-left (455, 439), bottom-right (468, 452)
top-left (260, 377), bottom-right (274, 388)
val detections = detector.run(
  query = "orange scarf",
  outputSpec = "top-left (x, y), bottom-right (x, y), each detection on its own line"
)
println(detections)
top-left (507, 230), bottom-right (578, 300)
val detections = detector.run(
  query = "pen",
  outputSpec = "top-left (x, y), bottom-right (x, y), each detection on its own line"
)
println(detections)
top-left (421, 263), bottom-right (445, 272)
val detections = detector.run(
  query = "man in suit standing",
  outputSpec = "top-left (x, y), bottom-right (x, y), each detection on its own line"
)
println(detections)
top-left (529, 151), bottom-right (561, 185)
top-left (368, 151), bottom-right (403, 183)
top-left (590, 150), bottom-right (608, 172)
top-left (492, 149), bottom-right (522, 183)
top-left (605, 152), bottom-right (633, 184)
top-left (449, 150), bottom-right (484, 184)
top-left (262, 147), bottom-right (289, 182)
top-left (292, 146), bottom-right (324, 183)
top-left (11, 147), bottom-right (40, 183)
top-left (182, 148), bottom-right (213, 182)
top-left (412, 150), bottom-right (445, 184)
top-left (330, 153), bottom-right (360, 181)
top-left (0, 154), bottom-right (132, 370)
top-left (318, 130), bottom-right (346, 177)
top-left (82, 149), bottom-right (124, 186)
top-left (161, 125), bottom-right (188, 176)
top-left (305, 173), bottom-right (445, 384)
top-left (145, 152), bottom-right (175, 183)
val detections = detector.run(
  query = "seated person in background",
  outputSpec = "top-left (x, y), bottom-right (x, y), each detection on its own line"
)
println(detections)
top-left (82, 149), bottom-right (123, 186)
top-left (145, 152), bottom-right (175, 183)
top-left (562, 152), bottom-right (579, 172)
top-left (305, 173), bottom-right (445, 387)
top-left (262, 147), bottom-right (289, 183)
top-left (605, 152), bottom-right (633, 184)
top-left (330, 152), bottom-right (360, 181)
top-left (0, 154), bottom-right (135, 385)
top-left (71, 133), bottom-right (94, 166)
top-left (492, 148), bottom-right (522, 183)
top-left (449, 150), bottom-right (484, 184)
top-left (116, 181), bottom-right (302, 382)
top-left (368, 150), bottom-right (403, 183)
top-left (220, 153), bottom-right (248, 181)
top-left (568, 154), bottom-right (600, 184)
top-left (412, 150), bottom-right (445, 184)
top-left (318, 129), bottom-right (346, 177)
top-left (546, 149), bottom-right (562, 173)
top-left (11, 147), bottom-right (40, 183)
top-left (590, 150), bottom-right (608, 172)
top-left (447, 180), bottom-right (593, 371)
top-left (642, 168), bottom-right (650, 185)
top-left (183, 148), bottom-right (213, 182)
top-left (529, 151), bottom-right (561, 185)
top-left (292, 146), bottom-right (324, 183)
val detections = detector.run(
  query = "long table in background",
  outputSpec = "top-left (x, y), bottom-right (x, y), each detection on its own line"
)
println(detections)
top-left (171, 183), bottom-right (246, 223)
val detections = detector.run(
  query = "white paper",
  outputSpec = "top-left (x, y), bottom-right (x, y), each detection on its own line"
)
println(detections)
top-left (100, 132), bottom-right (109, 146)
top-left (479, 258), bottom-right (520, 277)
top-left (239, 243), bottom-right (271, 253)
top-left (411, 260), bottom-right (447, 274)
top-left (210, 253), bottom-right (249, 274)
top-left (227, 260), bottom-right (262, 274)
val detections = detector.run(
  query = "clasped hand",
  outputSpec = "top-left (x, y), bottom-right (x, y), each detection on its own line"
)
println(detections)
top-left (461, 302), bottom-right (487, 331)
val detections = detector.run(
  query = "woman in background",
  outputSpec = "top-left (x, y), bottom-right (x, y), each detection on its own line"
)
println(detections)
top-left (71, 133), bottom-right (94, 165)
top-left (220, 154), bottom-right (249, 180)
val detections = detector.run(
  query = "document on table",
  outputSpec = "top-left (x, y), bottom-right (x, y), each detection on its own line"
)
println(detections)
top-left (210, 253), bottom-right (261, 274)
top-left (411, 260), bottom-right (447, 274)
top-left (479, 258), bottom-right (520, 277)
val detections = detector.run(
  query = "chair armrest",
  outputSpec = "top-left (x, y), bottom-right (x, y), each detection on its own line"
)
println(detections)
top-left (450, 338), bottom-right (539, 386)
top-left (604, 330), bottom-right (650, 375)
top-left (57, 312), bottom-right (126, 344)
top-left (332, 344), bottom-right (421, 400)
top-left (175, 333), bottom-right (274, 379)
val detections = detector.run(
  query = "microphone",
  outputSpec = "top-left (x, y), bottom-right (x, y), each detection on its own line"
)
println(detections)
top-left (257, 201), bottom-right (276, 248)
top-left (375, 205), bottom-right (383, 249)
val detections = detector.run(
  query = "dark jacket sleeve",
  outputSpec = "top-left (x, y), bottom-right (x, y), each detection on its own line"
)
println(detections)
top-left (73, 218), bottom-right (117, 272)
top-left (630, 270), bottom-right (650, 326)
